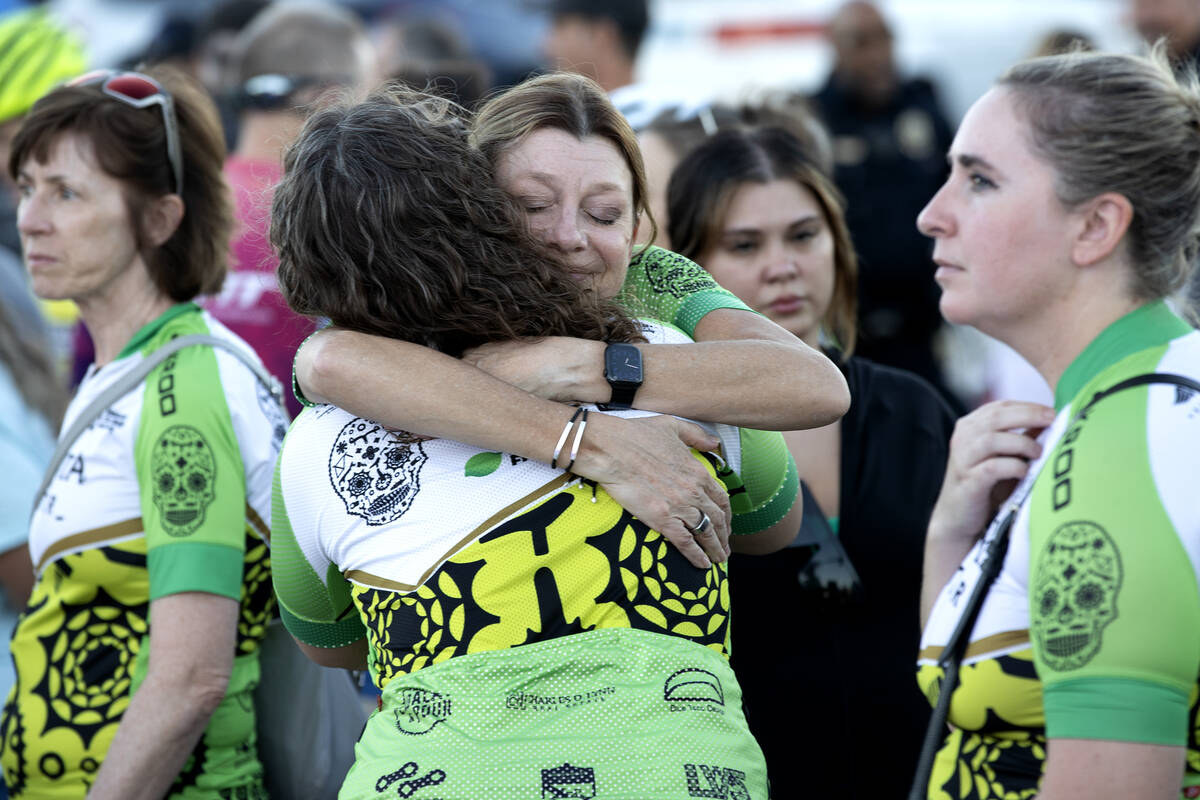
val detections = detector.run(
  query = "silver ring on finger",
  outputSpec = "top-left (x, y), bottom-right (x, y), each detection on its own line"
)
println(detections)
top-left (687, 510), bottom-right (712, 536)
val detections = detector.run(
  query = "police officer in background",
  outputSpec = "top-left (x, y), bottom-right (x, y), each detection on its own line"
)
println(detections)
top-left (811, 1), bottom-right (960, 409)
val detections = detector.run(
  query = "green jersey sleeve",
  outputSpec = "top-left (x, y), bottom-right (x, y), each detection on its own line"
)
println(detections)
top-left (617, 246), bottom-right (753, 338)
top-left (136, 343), bottom-right (247, 602)
top-left (1028, 376), bottom-right (1200, 746)
top-left (724, 428), bottom-right (799, 537)
top-left (271, 447), bottom-right (366, 649)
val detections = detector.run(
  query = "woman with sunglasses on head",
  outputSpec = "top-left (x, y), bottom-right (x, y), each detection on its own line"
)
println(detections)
top-left (290, 72), bottom-right (851, 571)
top-left (270, 86), bottom-right (780, 799)
top-left (665, 124), bottom-right (956, 799)
top-left (0, 67), bottom-right (281, 799)
top-left (915, 46), bottom-right (1200, 800)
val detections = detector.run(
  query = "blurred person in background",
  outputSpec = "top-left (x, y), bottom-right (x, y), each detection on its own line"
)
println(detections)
top-left (542, 0), bottom-right (668, 130)
top-left (1029, 28), bottom-right (1097, 58)
top-left (190, 0), bottom-right (272, 150)
top-left (639, 104), bottom-right (742, 248)
top-left (667, 124), bottom-right (955, 800)
top-left (0, 65), bottom-right (279, 799)
top-left (811, 0), bottom-right (959, 411)
top-left (0, 8), bottom-right (86, 255)
top-left (0, 8), bottom-right (86, 371)
top-left (0, 295), bottom-right (65, 800)
top-left (132, 0), bottom-right (269, 150)
top-left (639, 96), bottom-right (833, 248)
top-left (1131, 0), bottom-right (1200, 63)
top-left (291, 72), bottom-right (851, 568)
top-left (200, 0), bottom-right (375, 419)
top-left (375, 12), bottom-right (493, 109)
top-left (916, 46), bottom-right (1200, 799)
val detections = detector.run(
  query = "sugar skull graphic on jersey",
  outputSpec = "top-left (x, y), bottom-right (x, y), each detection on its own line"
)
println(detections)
top-left (1032, 520), bottom-right (1123, 671)
top-left (329, 419), bottom-right (427, 526)
top-left (152, 425), bottom-right (216, 536)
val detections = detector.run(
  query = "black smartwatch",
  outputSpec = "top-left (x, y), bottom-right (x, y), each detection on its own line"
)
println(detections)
top-left (598, 342), bottom-right (643, 410)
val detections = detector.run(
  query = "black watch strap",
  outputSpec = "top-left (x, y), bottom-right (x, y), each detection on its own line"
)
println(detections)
top-left (603, 380), bottom-right (639, 410)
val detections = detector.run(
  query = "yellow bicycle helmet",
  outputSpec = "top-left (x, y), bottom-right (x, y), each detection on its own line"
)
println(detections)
top-left (0, 8), bottom-right (87, 124)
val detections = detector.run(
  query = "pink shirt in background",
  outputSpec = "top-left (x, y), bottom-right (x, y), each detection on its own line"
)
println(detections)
top-left (202, 156), bottom-right (313, 419)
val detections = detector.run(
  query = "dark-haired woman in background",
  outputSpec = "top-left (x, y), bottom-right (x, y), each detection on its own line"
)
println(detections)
top-left (667, 124), bottom-right (957, 799)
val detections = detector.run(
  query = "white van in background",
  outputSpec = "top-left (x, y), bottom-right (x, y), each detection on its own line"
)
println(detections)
top-left (47, 0), bottom-right (1139, 126)
top-left (640, 0), bottom-right (1138, 124)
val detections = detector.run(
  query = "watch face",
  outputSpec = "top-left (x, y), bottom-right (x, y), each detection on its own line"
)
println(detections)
top-left (606, 344), bottom-right (642, 384)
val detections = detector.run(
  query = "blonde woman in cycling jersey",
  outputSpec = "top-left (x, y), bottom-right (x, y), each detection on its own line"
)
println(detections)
top-left (915, 46), bottom-right (1200, 800)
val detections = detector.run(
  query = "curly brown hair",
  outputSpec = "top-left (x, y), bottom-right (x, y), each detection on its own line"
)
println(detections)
top-left (271, 87), bottom-right (643, 356)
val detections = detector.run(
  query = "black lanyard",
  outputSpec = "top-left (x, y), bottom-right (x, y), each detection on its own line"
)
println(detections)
top-left (907, 372), bottom-right (1200, 800)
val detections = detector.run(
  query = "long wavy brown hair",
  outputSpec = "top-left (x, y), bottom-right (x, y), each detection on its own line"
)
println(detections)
top-left (272, 87), bottom-right (643, 356)
top-left (668, 126), bottom-right (859, 355)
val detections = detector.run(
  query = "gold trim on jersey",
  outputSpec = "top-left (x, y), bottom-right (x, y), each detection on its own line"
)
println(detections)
top-left (34, 507), bottom-right (269, 573)
top-left (34, 516), bottom-right (143, 573)
top-left (345, 473), bottom-right (574, 592)
top-left (245, 502), bottom-right (270, 542)
top-left (918, 629), bottom-right (1030, 663)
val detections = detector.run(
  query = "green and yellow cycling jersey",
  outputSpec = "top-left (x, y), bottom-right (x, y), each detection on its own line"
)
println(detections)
top-left (616, 245), bottom-right (753, 335)
top-left (273, 320), bottom-right (777, 798)
top-left (1, 304), bottom-right (281, 799)
top-left (918, 301), bottom-right (1200, 799)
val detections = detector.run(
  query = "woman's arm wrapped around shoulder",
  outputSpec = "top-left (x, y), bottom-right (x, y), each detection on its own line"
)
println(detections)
top-left (296, 330), bottom-right (733, 567)
top-left (723, 427), bottom-right (804, 555)
top-left (458, 318), bottom-right (848, 432)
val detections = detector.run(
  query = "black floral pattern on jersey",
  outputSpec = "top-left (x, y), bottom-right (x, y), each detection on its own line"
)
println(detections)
top-left (32, 583), bottom-right (146, 744)
top-left (238, 535), bottom-right (274, 654)
top-left (357, 486), bottom-right (730, 687)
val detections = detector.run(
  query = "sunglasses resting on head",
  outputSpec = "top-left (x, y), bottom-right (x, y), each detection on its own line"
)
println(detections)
top-left (68, 69), bottom-right (184, 195)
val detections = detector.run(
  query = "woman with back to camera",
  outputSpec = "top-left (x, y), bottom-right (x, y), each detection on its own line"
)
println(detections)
top-left (666, 124), bottom-right (956, 799)
top-left (290, 72), bottom-right (850, 568)
top-left (0, 66), bottom-right (281, 799)
top-left (915, 45), bottom-right (1200, 799)
top-left (269, 87), bottom-right (782, 799)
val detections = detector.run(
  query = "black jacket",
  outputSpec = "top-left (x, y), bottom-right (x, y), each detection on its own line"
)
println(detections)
top-left (811, 76), bottom-right (957, 401)
top-left (729, 355), bottom-right (957, 799)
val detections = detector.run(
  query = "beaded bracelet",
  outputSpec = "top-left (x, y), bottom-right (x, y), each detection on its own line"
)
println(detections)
top-left (551, 407), bottom-right (585, 469)
top-left (563, 408), bottom-right (590, 474)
